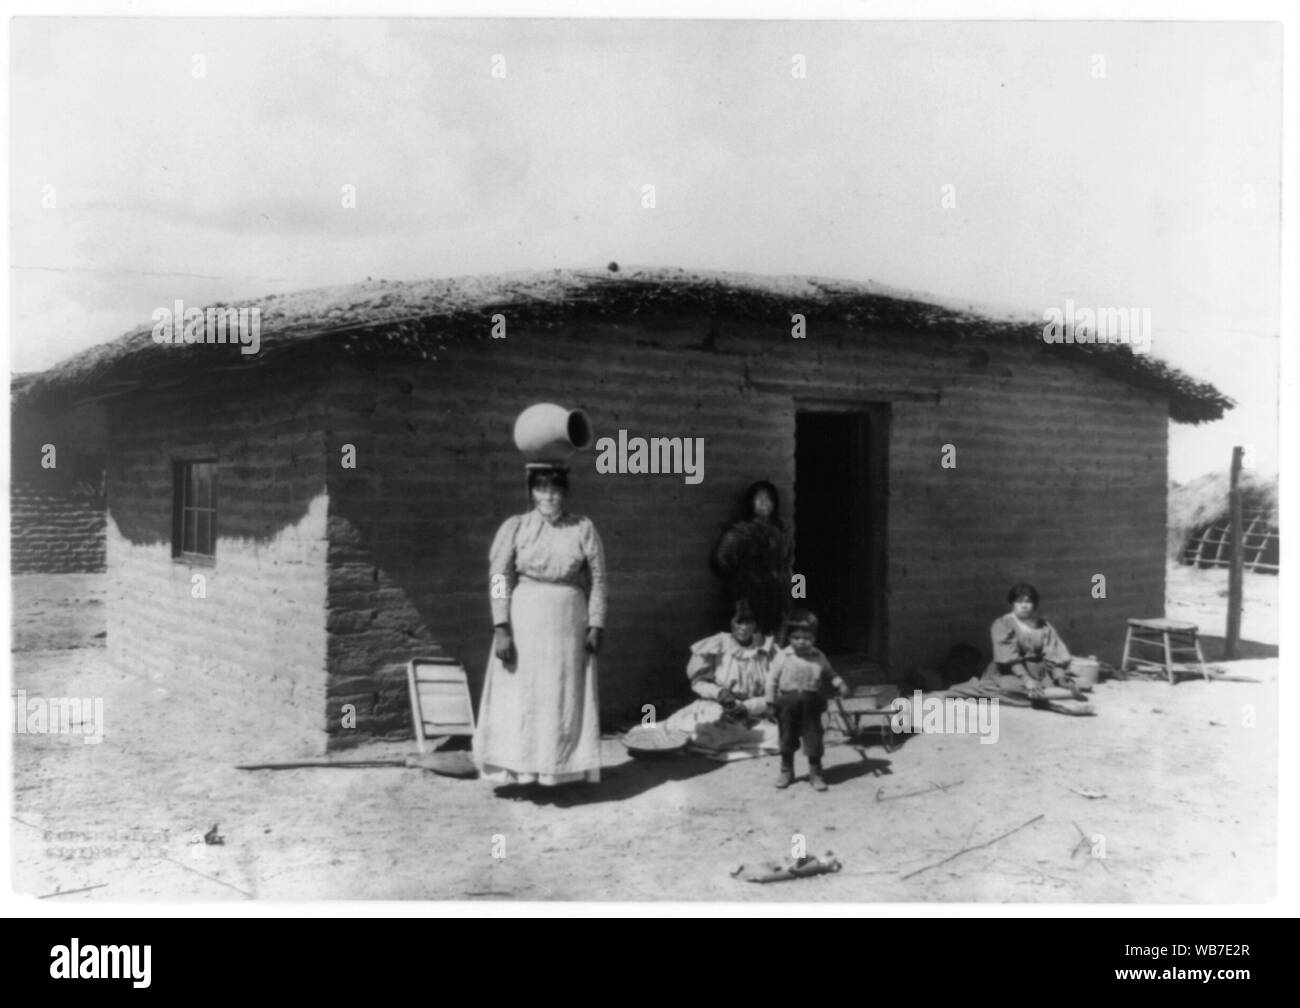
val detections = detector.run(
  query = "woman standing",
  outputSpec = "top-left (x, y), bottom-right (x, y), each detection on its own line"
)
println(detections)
top-left (713, 480), bottom-right (793, 638)
top-left (474, 462), bottom-right (607, 788)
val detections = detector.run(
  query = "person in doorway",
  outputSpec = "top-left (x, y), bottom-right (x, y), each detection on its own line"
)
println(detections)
top-left (713, 480), bottom-right (794, 638)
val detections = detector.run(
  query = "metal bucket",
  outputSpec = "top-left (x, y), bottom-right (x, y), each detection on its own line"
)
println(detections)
top-left (1071, 656), bottom-right (1100, 688)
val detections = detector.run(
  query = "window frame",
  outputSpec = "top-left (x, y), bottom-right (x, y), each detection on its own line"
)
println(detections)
top-left (172, 459), bottom-right (218, 565)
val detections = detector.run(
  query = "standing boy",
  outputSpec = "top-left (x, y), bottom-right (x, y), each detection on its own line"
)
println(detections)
top-left (765, 609), bottom-right (850, 791)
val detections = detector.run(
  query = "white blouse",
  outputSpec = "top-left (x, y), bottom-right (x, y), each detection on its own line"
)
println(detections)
top-left (489, 510), bottom-right (607, 628)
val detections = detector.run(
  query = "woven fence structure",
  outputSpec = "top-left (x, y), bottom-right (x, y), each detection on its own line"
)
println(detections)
top-left (1180, 507), bottom-right (1278, 573)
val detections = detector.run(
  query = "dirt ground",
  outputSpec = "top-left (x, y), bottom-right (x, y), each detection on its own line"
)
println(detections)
top-left (8, 568), bottom-right (1280, 904)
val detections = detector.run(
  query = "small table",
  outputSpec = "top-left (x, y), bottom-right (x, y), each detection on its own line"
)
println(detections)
top-left (1120, 618), bottom-right (1211, 684)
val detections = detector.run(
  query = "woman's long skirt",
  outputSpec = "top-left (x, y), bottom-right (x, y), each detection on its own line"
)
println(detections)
top-left (473, 580), bottom-right (601, 785)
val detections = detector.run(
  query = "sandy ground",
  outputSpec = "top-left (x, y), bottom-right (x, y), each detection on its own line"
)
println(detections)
top-left (1166, 562), bottom-right (1278, 652)
top-left (8, 567), bottom-right (1280, 904)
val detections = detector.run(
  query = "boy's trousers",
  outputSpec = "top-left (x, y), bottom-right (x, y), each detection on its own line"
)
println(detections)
top-left (775, 689), bottom-right (826, 762)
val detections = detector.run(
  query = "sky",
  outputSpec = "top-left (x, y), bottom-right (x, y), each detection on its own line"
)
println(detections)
top-left (7, 17), bottom-right (1283, 482)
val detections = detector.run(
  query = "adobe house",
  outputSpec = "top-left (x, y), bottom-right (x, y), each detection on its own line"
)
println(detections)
top-left (10, 373), bottom-right (107, 574)
top-left (16, 268), bottom-right (1231, 754)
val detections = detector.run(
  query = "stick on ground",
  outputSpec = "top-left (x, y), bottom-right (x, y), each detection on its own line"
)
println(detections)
top-left (38, 883), bottom-right (108, 899)
top-left (236, 759), bottom-right (408, 770)
top-left (1070, 820), bottom-right (1090, 859)
top-left (875, 779), bottom-right (963, 803)
top-left (157, 853), bottom-right (255, 899)
top-left (901, 814), bottom-right (1045, 881)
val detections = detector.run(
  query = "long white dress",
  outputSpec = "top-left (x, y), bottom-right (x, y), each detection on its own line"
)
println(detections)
top-left (473, 509), bottom-right (607, 785)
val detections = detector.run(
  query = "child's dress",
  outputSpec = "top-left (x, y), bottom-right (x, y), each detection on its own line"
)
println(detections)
top-left (664, 631), bottom-right (781, 759)
top-left (982, 612), bottom-right (1073, 691)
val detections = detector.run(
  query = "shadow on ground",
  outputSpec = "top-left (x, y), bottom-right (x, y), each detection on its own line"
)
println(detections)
top-left (493, 744), bottom-right (898, 807)
top-left (494, 752), bottom-right (727, 807)
top-left (1197, 635), bottom-right (1278, 661)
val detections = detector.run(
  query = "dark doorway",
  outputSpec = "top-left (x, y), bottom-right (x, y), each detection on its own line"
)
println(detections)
top-left (793, 407), bottom-right (888, 659)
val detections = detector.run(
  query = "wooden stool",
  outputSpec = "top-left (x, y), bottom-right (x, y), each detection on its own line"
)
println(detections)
top-left (1121, 619), bottom-right (1211, 683)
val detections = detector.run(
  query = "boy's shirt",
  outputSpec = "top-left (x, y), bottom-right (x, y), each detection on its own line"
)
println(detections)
top-left (765, 645), bottom-right (846, 703)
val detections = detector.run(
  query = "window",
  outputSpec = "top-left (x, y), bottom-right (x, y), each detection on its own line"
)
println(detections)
top-left (173, 460), bottom-right (217, 562)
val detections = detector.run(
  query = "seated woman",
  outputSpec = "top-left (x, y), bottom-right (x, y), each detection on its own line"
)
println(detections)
top-left (664, 603), bottom-right (781, 759)
top-left (982, 582), bottom-right (1085, 702)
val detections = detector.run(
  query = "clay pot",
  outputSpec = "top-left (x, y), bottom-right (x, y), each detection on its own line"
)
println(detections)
top-left (512, 403), bottom-right (592, 464)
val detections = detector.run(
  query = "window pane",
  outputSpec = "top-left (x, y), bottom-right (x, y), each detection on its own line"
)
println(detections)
top-left (173, 467), bottom-right (183, 555)
top-left (176, 462), bottom-right (218, 559)
top-left (195, 464), bottom-right (213, 508)
top-left (200, 511), bottom-right (215, 556)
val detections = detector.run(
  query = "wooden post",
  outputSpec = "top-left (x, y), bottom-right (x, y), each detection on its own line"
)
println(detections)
top-left (1225, 447), bottom-right (1244, 659)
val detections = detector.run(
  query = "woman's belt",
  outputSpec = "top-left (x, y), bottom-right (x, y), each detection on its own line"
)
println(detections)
top-left (517, 575), bottom-right (586, 589)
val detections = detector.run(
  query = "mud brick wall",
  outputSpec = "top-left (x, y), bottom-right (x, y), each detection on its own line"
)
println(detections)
top-left (885, 343), bottom-right (1168, 671)
top-left (10, 397), bottom-right (108, 572)
top-left (10, 398), bottom-right (107, 485)
top-left (323, 314), bottom-right (1169, 740)
top-left (104, 363), bottom-right (332, 756)
top-left (10, 483), bottom-right (106, 573)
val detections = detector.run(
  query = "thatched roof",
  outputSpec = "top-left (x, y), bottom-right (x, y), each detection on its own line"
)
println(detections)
top-left (10, 372), bottom-right (38, 398)
top-left (13, 266), bottom-right (1232, 422)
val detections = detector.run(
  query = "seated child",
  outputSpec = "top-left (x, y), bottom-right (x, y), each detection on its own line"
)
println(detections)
top-left (983, 582), bottom-right (1084, 702)
top-left (663, 602), bottom-right (781, 758)
top-left (764, 609), bottom-right (850, 792)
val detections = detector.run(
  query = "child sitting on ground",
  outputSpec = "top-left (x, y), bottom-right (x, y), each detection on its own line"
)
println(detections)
top-left (662, 602), bottom-right (780, 758)
top-left (765, 609), bottom-right (850, 792)
top-left (983, 582), bottom-right (1084, 702)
